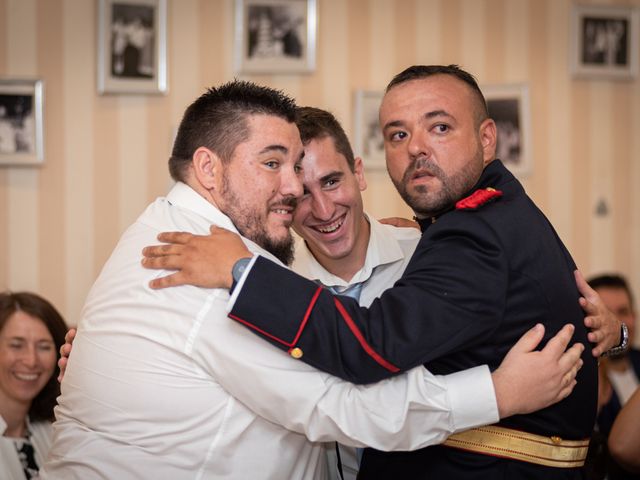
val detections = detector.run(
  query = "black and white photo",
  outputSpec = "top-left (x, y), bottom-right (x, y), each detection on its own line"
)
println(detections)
top-left (98, 0), bottom-right (167, 94)
top-left (571, 5), bottom-right (639, 79)
top-left (0, 79), bottom-right (44, 166)
top-left (236, 0), bottom-right (316, 74)
top-left (483, 84), bottom-right (532, 177)
top-left (353, 90), bottom-right (386, 170)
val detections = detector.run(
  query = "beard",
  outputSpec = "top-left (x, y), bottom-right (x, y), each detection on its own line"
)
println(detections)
top-left (220, 172), bottom-right (296, 266)
top-left (391, 155), bottom-right (483, 218)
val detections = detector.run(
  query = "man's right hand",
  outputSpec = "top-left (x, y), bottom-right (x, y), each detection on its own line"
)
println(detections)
top-left (58, 328), bottom-right (77, 382)
top-left (491, 323), bottom-right (584, 418)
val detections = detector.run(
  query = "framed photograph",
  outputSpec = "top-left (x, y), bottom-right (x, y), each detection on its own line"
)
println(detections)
top-left (570, 4), bottom-right (639, 79)
top-left (235, 0), bottom-right (317, 74)
top-left (483, 84), bottom-right (532, 177)
top-left (0, 79), bottom-right (44, 166)
top-left (97, 0), bottom-right (167, 94)
top-left (353, 90), bottom-right (386, 170)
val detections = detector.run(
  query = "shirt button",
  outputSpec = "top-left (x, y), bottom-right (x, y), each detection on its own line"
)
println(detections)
top-left (290, 347), bottom-right (303, 359)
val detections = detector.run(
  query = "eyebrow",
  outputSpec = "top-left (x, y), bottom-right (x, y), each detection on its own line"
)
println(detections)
top-left (258, 145), bottom-right (289, 155)
top-left (382, 109), bottom-right (455, 132)
top-left (318, 171), bottom-right (344, 184)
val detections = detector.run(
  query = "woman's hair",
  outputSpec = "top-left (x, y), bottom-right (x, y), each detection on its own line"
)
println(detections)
top-left (0, 291), bottom-right (68, 422)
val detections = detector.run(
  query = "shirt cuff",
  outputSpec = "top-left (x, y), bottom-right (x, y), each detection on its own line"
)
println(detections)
top-left (227, 254), bottom-right (258, 312)
top-left (440, 365), bottom-right (499, 433)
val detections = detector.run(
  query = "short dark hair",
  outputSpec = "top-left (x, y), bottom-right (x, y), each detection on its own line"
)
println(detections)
top-left (169, 80), bottom-right (298, 182)
top-left (295, 106), bottom-right (356, 172)
top-left (588, 273), bottom-right (635, 309)
top-left (385, 65), bottom-right (489, 123)
top-left (0, 291), bottom-right (68, 422)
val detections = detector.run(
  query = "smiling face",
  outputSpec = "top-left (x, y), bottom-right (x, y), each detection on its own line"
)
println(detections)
top-left (213, 114), bottom-right (304, 265)
top-left (0, 311), bottom-right (57, 409)
top-left (292, 136), bottom-right (369, 280)
top-left (380, 74), bottom-right (496, 218)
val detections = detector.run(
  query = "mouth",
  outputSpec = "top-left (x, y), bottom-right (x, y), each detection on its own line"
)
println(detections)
top-left (13, 372), bottom-right (40, 381)
top-left (311, 215), bottom-right (345, 235)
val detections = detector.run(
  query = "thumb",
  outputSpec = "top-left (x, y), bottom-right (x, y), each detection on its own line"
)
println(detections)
top-left (509, 323), bottom-right (545, 354)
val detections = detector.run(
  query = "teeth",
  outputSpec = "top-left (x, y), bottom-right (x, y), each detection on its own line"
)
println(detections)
top-left (15, 373), bottom-right (38, 381)
top-left (273, 209), bottom-right (289, 215)
top-left (316, 219), bottom-right (343, 233)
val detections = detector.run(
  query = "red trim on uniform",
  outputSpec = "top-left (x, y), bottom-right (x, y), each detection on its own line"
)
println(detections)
top-left (333, 298), bottom-right (400, 373)
top-left (455, 188), bottom-right (503, 210)
top-left (228, 286), bottom-right (324, 349)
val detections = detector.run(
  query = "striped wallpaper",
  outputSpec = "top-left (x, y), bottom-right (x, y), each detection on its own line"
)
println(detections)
top-left (1, 0), bottom-right (639, 347)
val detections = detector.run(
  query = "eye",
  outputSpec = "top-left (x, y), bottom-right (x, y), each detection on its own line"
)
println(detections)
top-left (294, 163), bottom-right (303, 174)
top-left (8, 340), bottom-right (24, 350)
top-left (433, 124), bottom-right (449, 134)
top-left (323, 178), bottom-right (338, 188)
top-left (37, 342), bottom-right (54, 352)
top-left (264, 160), bottom-right (279, 169)
top-left (389, 131), bottom-right (407, 142)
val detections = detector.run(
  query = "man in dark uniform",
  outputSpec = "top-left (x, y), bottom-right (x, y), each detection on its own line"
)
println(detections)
top-left (142, 66), bottom-right (623, 478)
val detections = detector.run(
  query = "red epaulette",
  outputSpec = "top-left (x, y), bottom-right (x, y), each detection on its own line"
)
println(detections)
top-left (455, 187), bottom-right (503, 210)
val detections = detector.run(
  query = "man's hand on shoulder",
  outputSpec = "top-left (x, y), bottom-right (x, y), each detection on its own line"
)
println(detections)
top-left (141, 225), bottom-right (251, 290)
top-left (491, 323), bottom-right (583, 418)
top-left (58, 328), bottom-right (77, 382)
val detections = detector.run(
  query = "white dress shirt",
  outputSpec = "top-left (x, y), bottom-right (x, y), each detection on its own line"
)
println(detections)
top-left (0, 415), bottom-right (52, 480)
top-left (41, 183), bottom-right (498, 480)
top-left (292, 216), bottom-right (497, 480)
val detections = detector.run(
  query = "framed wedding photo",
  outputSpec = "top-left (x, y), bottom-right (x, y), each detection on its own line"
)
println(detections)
top-left (97, 0), bottom-right (168, 94)
top-left (570, 4), bottom-right (639, 79)
top-left (0, 79), bottom-right (44, 166)
top-left (483, 84), bottom-right (532, 178)
top-left (353, 90), bottom-right (386, 171)
top-left (235, 0), bottom-right (317, 74)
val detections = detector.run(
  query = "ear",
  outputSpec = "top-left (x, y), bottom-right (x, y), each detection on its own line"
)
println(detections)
top-left (479, 118), bottom-right (497, 166)
top-left (353, 156), bottom-right (368, 192)
top-left (191, 147), bottom-right (220, 191)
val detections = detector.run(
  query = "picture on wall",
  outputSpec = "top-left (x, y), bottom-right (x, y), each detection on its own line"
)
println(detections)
top-left (235, 0), bottom-right (317, 74)
top-left (0, 79), bottom-right (44, 166)
top-left (97, 0), bottom-right (167, 94)
top-left (483, 84), bottom-right (532, 178)
top-left (570, 4), bottom-right (639, 79)
top-left (353, 90), bottom-right (386, 170)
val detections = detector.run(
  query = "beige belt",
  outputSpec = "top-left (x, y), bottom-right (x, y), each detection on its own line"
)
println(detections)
top-left (443, 425), bottom-right (590, 469)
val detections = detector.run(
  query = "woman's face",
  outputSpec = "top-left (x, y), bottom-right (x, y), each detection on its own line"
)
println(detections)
top-left (0, 311), bottom-right (56, 407)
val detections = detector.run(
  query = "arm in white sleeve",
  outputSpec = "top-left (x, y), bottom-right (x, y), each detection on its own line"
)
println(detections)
top-left (197, 294), bottom-right (498, 451)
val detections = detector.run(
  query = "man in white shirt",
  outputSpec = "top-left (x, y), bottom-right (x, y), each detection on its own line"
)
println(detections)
top-left (44, 81), bottom-right (583, 479)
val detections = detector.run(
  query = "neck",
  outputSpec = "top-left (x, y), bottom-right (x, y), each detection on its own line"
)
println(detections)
top-left (312, 216), bottom-right (371, 283)
top-left (0, 393), bottom-right (30, 438)
top-left (607, 355), bottom-right (631, 372)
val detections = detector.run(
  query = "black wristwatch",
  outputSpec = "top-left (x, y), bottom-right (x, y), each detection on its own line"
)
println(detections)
top-left (603, 323), bottom-right (629, 357)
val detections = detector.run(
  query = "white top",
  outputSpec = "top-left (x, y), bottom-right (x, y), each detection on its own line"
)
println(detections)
top-left (293, 217), bottom-right (497, 479)
top-left (41, 183), bottom-right (498, 480)
top-left (0, 415), bottom-right (53, 480)
top-left (608, 365), bottom-right (639, 405)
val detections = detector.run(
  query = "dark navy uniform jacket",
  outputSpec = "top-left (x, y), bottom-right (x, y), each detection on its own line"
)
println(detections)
top-left (230, 160), bottom-right (598, 479)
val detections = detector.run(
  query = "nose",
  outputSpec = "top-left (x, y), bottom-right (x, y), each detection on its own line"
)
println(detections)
top-left (310, 192), bottom-right (335, 221)
top-left (281, 165), bottom-right (303, 199)
top-left (407, 129), bottom-right (429, 160)
top-left (20, 345), bottom-right (39, 368)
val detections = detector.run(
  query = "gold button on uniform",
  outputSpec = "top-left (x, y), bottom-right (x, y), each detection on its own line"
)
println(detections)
top-left (290, 347), bottom-right (303, 359)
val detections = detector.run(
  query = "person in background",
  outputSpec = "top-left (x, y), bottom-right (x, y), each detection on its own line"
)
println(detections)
top-left (589, 273), bottom-right (639, 480)
top-left (0, 291), bottom-right (67, 480)
top-left (608, 387), bottom-right (640, 473)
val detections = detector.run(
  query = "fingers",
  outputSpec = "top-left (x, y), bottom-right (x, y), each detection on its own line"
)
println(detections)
top-left (579, 296), bottom-right (598, 316)
top-left (148, 272), bottom-right (187, 290)
top-left (575, 270), bottom-right (597, 301)
top-left (142, 254), bottom-right (185, 271)
top-left (557, 342), bottom-right (585, 371)
top-left (509, 323), bottom-right (545, 354)
top-left (142, 243), bottom-right (183, 259)
top-left (541, 323), bottom-right (575, 357)
top-left (156, 231), bottom-right (193, 244)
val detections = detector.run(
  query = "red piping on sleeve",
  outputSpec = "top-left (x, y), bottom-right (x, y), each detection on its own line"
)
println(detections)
top-left (333, 298), bottom-right (400, 373)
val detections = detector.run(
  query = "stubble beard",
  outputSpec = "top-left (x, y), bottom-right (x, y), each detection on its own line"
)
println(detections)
top-left (221, 172), bottom-right (296, 266)
top-left (392, 155), bottom-right (483, 218)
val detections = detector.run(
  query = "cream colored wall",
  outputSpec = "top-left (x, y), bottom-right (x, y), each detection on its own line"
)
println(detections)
top-left (1, 0), bottom-right (639, 346)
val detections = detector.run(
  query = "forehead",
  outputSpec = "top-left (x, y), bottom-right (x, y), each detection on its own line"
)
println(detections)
top-left (0, 311), bottom-right (50, 338)
top-left (242, 114), bottom-right (303, 152)
top-left (302, 137), bottom-right (350, 179)
top-left (380, 75), bottom-right (478, 122)
top-left (597, 286), bottom-right (633, 307)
